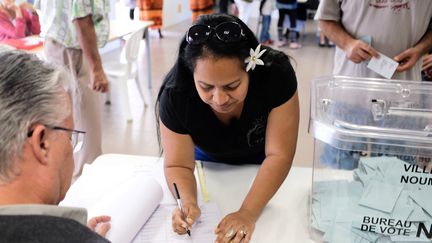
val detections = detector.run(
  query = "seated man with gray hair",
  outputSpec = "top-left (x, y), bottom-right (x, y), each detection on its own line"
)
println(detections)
top-left (0, 51), bottom-right (111, 242)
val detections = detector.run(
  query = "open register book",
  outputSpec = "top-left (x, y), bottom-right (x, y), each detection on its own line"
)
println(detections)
top-left (60, 155), bottom-right (221, 243)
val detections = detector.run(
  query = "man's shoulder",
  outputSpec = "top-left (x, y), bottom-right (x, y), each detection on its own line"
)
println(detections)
top-left (0, 215), bottom-right (110, 243)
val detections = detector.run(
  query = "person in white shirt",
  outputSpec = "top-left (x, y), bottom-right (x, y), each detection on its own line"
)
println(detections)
top-left (316, 0), bottom-right (432, 80)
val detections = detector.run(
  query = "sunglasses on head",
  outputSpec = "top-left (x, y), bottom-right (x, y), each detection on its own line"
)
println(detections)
top-left (186, 22), bottom-right (246, 45)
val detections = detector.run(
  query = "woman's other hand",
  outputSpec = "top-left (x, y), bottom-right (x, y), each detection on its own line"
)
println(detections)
top-left (214, 209), bottom-right (257, 243)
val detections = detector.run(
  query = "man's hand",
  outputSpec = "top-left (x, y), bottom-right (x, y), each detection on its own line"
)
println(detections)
top-left (73, 15), bottom-right (109, 93)
top-left (87, 215), bottom-right (111, 237)
top-left (345, 39), bottom-right (379, 63)
top-left (422, 54), bottom-right (432, 73)
top-left (394, 47), bottom-right (422, 72)
top-left (90, 68), bottom-right (109, 93)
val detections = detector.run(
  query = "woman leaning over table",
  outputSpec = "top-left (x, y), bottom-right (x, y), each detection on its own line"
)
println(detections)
top-left (156, 14), bottom-right (299, 243)
top-left (0, 0), bottom-right (40, 40)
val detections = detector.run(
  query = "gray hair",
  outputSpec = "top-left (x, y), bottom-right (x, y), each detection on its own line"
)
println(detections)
top-left (0, 51), bottom-right (73, 181)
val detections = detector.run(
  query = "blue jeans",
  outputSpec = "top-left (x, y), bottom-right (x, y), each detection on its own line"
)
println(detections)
top-left (194, 146), bottom-right (216, 162)
top-left (194, 146), bottom-right (265, 164)
top-left (259, 15), bottom-right (272, 43)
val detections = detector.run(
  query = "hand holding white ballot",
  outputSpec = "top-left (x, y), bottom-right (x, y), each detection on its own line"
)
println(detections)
top-left (367, 52), bottom-right (399, 79)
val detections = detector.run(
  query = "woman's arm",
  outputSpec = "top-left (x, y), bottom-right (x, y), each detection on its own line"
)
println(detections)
top-left (29, 13), bottom-right (41, 35)
top-left (242, 91), bottom-right (299, 218)
top-left (160, 121), bottom-right (202, 234)
top-left (215, 91), bottom-right (300, 243)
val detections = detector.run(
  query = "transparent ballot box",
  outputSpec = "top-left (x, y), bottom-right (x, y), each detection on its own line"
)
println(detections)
top-left (308, 76), bottom-right (432, 243)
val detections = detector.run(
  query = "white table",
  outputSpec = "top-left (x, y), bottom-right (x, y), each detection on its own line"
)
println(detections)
top-left (82, 154), bottom-right (316, 243)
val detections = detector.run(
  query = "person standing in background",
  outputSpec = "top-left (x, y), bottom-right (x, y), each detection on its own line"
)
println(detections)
top-left (315, 0), bottom-right (432, 170)
top-left (123, 0), bottom-right (137, 20)
top-left (316, 0), bottom-right (432, 80)
top-left (292, 0), bottom-right (306, 43)
top-left (276, 0), bottom-right (299, 48)
top-left (259, 0), bottom-right (275, 45)
top-left (34, 0), bottom-right (110, 181)
top-left (0, 0), bottom-right (40, 40)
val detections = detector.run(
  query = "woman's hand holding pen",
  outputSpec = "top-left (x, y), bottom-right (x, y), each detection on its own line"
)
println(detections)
top-left (214, 208), bottom-right (257, 243)
top-left (172, 203), bottom-right (201, 235)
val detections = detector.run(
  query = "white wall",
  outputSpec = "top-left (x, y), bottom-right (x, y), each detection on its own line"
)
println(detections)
top-left (159, 1), bottom-right (267, 27)
top-left (162, 0), bottom-right (192, 27)
top-left (114, 0), bottom-right (266, 28)
top-left (111, 0), bottom-right (191, 28)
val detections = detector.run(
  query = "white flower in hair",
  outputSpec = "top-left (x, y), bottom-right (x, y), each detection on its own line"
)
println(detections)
top-left (245, 44), bottom-right (266, 72)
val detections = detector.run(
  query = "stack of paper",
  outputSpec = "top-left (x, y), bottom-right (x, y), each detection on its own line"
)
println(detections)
top-left (312, 157), bottom-right (432, 243)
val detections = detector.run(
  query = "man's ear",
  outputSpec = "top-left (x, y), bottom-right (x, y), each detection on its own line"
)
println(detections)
top-left (29, 124), bottom-right (50, 165)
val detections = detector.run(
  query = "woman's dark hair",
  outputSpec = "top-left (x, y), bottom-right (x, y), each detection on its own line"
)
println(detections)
top-left (162, 14), bottom-right (259, 91)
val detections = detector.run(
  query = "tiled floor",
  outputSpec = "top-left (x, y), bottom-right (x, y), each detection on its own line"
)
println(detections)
top-left (100, 18), bottom-right (335, 167)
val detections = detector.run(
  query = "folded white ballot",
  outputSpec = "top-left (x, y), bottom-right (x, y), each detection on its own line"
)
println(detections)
top-left (367, 52), bottom-right (399, 79)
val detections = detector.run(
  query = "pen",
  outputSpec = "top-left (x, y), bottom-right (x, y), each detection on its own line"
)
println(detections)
top-left (173, 182), bottom-right (191, 237)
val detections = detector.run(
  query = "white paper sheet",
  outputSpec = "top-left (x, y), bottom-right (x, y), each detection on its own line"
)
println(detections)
top-left (132, 203), bottom-right (221, 243)
top-left (367, 52), bottom-right (398, 79)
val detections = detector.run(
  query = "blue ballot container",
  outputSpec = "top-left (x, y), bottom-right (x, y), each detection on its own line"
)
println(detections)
top-left (308, 76), bottom-right (432, 243)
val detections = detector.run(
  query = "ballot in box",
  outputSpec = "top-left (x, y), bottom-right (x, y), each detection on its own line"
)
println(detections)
top-left (308, 76), bottom-right (432, 243)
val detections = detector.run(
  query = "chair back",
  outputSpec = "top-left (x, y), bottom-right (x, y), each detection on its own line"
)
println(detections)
top-left (123, 27), bottom-right (145, 63)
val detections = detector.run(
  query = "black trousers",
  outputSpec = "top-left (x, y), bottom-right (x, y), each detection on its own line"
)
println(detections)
top-left (129, 8), bottom-right (135, 20)
top-left (277, 8), bottom-right (297, 29)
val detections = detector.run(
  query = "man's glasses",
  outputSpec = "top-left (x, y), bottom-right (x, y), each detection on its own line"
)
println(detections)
top-left (186, 22), bottom-right (246, 45)
top-left (27, 125), bottom-right (86, 153)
